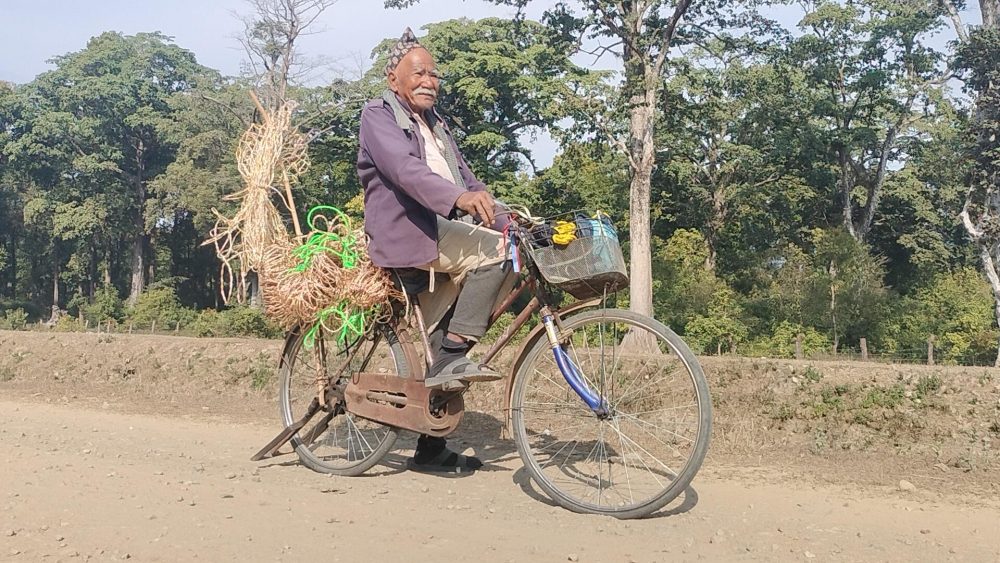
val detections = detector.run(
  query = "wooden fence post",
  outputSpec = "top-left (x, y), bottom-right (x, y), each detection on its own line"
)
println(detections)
top-left (795, 333), bottom-right (804, 360)
top-left (85, 319), bottom-right (90, 331)
top-left (927, 336), bottom-right (935, 366)
top-left (860, 337), bottom-right (868, 361)
top-left (128, 322), bottom-right (133, 334)
top-left (151, 320), bottom-right (156, 334)
top-left (175, 321), bottom-right (180, 334)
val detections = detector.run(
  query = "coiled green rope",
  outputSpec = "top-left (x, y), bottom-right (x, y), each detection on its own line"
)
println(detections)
top-left (291, 205), bottom-right (370, 349)
top-left (289, 206), bottom-right (359, 273)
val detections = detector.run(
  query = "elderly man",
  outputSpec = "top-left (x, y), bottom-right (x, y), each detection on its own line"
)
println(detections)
top-left (357, 28), bottom-right (513, 473)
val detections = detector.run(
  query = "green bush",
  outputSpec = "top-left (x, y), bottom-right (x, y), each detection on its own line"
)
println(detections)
top-left (81, 286), bottom-right (125, 324)
top-left (187, 306), bottom-right (280, 338)
top-left (190, 309), bottom-right (224, 337)
top-left (652, 229), bottom-right (726, 334)
top-left (894, 269), bottom-right (997, 365)
top-left (127, 287), bottom-right (196, 329)
top-left (685, 287), bottom-right (749, 354)
top-left (219, 305), bottom-right (281, 338)
top-left (0, 300), bottom-right (43, 323)
top-left (2, 308), bottom-right (28, 330)
top-left (53, 315), bottom-right (84, 332)
top-left (746, 321), bottom-right (830, 358)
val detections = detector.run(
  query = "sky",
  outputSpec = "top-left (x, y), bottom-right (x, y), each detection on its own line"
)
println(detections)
top-left (0, 0), bottom-right (552, 84)
top-left (0, 1), bottom-right (983, 167)
top-left (0, 0), bottom-right (560, 162)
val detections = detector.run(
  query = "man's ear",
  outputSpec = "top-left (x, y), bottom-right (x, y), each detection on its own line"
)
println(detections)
top-left (387, 70), bottom-right (399, 93)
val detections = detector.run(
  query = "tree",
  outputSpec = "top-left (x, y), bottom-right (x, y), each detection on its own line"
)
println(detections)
top-left (803, 229), bottom-right (890, 352)
top-left (7, 32), bottom-right (209, 305)
top-left (895, 268), bottom-right (997, 364)
top-left (238, 0), bottom-right (340, 111)
top-left (147, 80), bottom-right (251, 308)
top-left (0, 81), bottom-right (21, 299)
top-left (656, 40), bottom-right (825, 278)
top-left (386, 0), bottom-right (702, 326)
top-left (363, 17), bottom-right (595, 189)
top-left (867, 102), bottom-right (973, 291)
top-left (957, 1), bottom-right (1000, 364)
top-left (793, 0), bottom-right (951, 242)
top-left (517, 141), bottom-right (628, 214)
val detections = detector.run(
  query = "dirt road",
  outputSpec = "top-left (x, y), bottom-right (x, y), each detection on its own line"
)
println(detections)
top-left (3, 397), bottom-right (999, 563)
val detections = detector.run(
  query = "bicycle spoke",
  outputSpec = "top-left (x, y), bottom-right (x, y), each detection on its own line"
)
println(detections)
top-left (610, 417), bottom-right (665, 489)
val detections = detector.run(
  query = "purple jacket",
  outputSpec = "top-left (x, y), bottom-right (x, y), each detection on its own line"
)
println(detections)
top-left (357, 92), bottom-right (486, 268)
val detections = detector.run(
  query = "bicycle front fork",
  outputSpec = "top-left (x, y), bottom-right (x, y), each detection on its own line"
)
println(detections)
top-left (541, 312), bottom-right (609, 417)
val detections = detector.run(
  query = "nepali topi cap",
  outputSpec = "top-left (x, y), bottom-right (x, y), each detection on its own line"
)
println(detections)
top-left (385, 27), bottom-right (423, 75)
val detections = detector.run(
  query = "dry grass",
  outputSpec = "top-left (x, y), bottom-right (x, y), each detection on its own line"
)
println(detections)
top-left (3, 330), bottom-right (998, 493)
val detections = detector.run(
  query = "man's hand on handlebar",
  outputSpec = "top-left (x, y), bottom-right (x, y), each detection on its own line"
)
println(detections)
top-left (455, 191), bottom-right (496, 228)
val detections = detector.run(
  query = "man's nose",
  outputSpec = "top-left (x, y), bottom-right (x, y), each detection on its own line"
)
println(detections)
top-left (420, 74), bottom-right (438, 89)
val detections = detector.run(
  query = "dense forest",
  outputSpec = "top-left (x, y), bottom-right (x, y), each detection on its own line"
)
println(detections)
top-left (1, 0), bottom-right (998, 365)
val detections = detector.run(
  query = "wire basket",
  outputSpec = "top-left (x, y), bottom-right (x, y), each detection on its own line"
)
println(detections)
top-left (525, 214), bottom-right (629, 299)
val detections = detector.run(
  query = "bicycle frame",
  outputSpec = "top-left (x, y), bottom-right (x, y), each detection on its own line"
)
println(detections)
top-left (407, 250), bottom-right (610, 423)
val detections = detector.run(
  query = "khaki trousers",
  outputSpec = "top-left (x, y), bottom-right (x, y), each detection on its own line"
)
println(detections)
top-left (416, 217), bottom-right (516, 340)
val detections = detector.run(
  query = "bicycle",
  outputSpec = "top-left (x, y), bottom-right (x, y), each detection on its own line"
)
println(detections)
top-left (252, 208), bottom-right (712, 519)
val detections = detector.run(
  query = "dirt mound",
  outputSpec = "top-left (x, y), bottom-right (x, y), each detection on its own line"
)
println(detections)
top-left (2, 329), bottom-right (998, 495)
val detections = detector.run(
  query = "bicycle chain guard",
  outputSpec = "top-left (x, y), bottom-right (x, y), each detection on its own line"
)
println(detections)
top-left (344, 372), bottom-right (464, 437)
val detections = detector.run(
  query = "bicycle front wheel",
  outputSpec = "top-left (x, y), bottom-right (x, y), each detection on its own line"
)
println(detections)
top-left (511, 309), bottom-right (712, 518)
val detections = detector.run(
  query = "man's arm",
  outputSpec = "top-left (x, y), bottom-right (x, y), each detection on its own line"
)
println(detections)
top-left (359, 104), bottom-right (466, 218)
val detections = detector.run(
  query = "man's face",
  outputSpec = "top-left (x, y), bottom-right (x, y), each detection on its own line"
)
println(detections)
top-left (388, 47), bottom-right (440, 113)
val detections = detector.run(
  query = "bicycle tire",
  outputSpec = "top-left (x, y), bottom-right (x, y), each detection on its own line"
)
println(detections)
top-left (510, 308), bottom-right (712, 518)
top-left (278, 325), bottom-right (405, 476)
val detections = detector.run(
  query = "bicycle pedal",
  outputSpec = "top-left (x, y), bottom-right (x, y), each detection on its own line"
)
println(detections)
top-left (439, 380), bottom-right (469, 392)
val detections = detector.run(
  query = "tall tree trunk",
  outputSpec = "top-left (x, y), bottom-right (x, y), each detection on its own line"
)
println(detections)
top-left (88, 245), bottom-right (97, 298)
top-left (975, 247), bottom-right (1000, 367)
top-left (627, 88), bottom-right (656, 319)
top-left (838, 148), bottom-right (857, 239)
top-left (49, 261), bottom-right (60, 324)
top-left (249, 271), bottom-right (262, 309)
top-left (128, 235), bottom-right (146, 305)
top-left (984, 0), bottom-right (998, 27)
top-left (704, 185), bottom-right (726, 271)
top-left (979, 0), bottom-right (999, 365)
top-left (4, 234), bottom-right (15, 298)
top-left (103, 250), bottom-right (112, 287)
top-left (126, 152), bottom-right (148, 304)
top-left (959, 1), bottom-right (1000, 364)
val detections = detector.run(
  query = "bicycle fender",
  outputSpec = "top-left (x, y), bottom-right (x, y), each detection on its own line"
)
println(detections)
top-left (501, 297), bottom-right (603, 436)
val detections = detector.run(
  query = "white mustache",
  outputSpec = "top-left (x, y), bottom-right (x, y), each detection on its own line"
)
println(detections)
top-left (414, 87), bottom-right (437, 98)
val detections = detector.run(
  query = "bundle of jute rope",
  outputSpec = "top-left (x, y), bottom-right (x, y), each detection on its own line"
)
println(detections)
top-left (259, 209), bottom-right (400, 347)
top-left (206, 95), bottom-right (399, 345)
top-left (205, 98), bottom-right (304, 303)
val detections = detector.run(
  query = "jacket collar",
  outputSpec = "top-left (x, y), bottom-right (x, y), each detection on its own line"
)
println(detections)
top-left (382, 89), bottom-right (445, 132)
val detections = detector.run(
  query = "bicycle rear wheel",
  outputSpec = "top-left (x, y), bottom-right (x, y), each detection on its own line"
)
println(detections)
top-left (511, 309), bottom-right (711, 518)
top-left (278, 325), bottom-right (406, 476)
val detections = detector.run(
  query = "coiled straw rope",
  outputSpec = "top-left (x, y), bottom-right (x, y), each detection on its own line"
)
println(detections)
top-left (205, 94), bottom-right (400, 346)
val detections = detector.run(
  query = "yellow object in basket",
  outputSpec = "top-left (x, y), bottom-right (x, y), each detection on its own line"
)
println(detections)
top-left (552, 220), bottom-right (577, 245)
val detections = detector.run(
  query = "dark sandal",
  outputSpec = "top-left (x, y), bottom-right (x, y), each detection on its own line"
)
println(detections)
top-left (424, 356), bottom-right (501, 387)
top-left (407, 446), bottom-right (484, 474)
